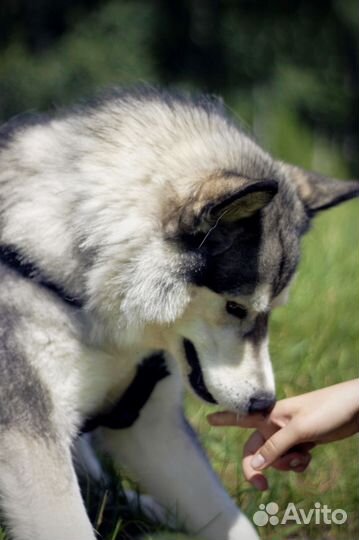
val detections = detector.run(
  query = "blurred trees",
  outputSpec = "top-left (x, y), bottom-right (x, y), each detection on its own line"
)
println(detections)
top-left (0, 0), bottom-right (357, 174)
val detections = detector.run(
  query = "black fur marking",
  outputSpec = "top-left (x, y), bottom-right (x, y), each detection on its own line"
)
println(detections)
top-left (0, 309), bottom-right (54, 436)
top-left (183, 339), bottom-right (217, 404)
top-left (191, 216), bottom-right (262, 296)
top-left (0, 245), bottom-right (83, 308)
top-left (244, 312), bottom-right (269, 345)
top-left (82, 352), bottom-right (170, 432)
top-left (183, 180), bottom-right (308, 297)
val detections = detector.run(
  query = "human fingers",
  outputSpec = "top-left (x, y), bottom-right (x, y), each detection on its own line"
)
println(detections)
top-left (271, 450), bottom-right (312, 472)
top-left (242, 430), bottom-right (268, 491)
top-left (250, 421), bottom-right (305, 471)
top-left (271, 441), bottom-right (315, 470)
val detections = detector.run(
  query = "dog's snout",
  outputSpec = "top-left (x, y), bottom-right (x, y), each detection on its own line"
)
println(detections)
top-left (248, 393), bottom-right (276, 415)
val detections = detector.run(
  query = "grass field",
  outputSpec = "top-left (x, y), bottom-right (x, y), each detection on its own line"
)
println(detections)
top-left (0, 175), bottom-right (357, 540)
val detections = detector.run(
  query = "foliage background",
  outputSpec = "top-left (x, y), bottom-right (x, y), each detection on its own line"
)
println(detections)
top-left (0, 1), bottom-right (358, 539)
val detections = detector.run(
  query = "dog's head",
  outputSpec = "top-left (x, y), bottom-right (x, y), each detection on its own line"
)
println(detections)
top-left (158, 163), bottom-right (359, 414)
top-left (99, 94), bottom-right (358, 414)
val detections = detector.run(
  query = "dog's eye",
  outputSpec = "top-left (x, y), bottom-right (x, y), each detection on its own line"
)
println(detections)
top-left (226, 301), bottom-right (248, 319)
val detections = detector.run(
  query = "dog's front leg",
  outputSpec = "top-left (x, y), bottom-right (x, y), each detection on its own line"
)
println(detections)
top-left (99, 354), bottom-right (258, 540)
top-left (0, 432), bottom-right (96, 540)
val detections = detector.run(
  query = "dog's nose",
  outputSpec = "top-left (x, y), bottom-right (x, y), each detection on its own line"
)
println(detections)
top-left (248, 393), bottom-right (276, 414)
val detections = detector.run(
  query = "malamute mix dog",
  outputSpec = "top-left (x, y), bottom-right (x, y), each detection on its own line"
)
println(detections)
top-left (0, 88), bottom-right (358, 540)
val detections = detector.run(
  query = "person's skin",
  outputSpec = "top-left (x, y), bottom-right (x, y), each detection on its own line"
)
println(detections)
top-left (207, 380), bottom-right (359, 491)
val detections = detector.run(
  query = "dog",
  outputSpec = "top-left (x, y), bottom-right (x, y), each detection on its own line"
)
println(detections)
top-left (0, 87), bottom-right (358, 540)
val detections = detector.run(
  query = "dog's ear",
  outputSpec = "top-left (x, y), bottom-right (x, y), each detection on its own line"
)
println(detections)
top-left (179, 176), bottom-right (278, 233)
top-left (281, 162), bottom-right (359, 215)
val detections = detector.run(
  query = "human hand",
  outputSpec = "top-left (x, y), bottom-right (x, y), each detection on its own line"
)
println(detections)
top-left (207, 380), bottom-right (359, 490)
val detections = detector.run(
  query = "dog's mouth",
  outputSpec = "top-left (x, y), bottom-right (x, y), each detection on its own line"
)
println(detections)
top-left (182, 338), bottom-right (217, 404)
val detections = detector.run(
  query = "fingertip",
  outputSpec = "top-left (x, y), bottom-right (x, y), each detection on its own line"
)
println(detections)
top-left (289, 453), bottom-right (311, 469)
top-left (251, 453), bottom-right (267, 470)
top-left (273, 451), bottom-right (311, 471)
top-left (251, 474), bottom-right (268, 491)
top-left (291, 456), bottom-right (312, 473)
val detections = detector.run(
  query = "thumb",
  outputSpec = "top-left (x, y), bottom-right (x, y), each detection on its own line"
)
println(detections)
top-left (251, 422), bottom-right (301, 470)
